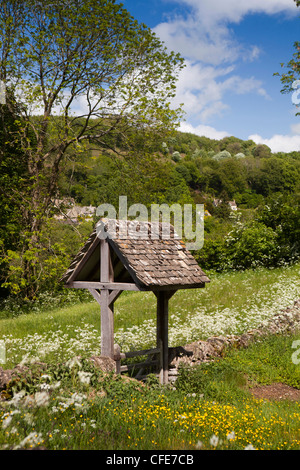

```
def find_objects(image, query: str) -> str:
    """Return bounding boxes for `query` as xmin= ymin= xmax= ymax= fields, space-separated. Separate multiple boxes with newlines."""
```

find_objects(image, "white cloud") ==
xmin=155 ymin=1 xmax=300 ymax=153
xmin=179 ymin=121 xmax=229 ymax=140
xmin=179 ymin=123 xmax=300 ymax=153
xmin=154 ymin=0 xmax=278 ymax=128
xmin=154 ymin=16 xmax=242 ymax=65
xmin=155 ymin=0 xmax=297 ymax=65
xmin=172 ymin=60 xmax=269 ymax=122
xmin=172 ymin=0 xmax=297 ymax=26
xmin=249 ymin=133 xmax=300 ymax=153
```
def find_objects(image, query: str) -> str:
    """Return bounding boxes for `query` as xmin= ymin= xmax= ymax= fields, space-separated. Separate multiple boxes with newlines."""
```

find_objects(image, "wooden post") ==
xmin=156 ymin=291 xmax=169 ymax=385
xmin=100 ymin=239 xmax=114 ymax=358
xmin=114 ymin=344 xmax=121 ymax=374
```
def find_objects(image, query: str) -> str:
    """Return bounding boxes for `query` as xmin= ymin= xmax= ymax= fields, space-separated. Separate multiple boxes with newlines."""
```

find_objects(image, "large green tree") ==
xmin=0 ymin=0 xmax=184 ymax=299
xmin=276 ymin=0 xmax=300 ymax=113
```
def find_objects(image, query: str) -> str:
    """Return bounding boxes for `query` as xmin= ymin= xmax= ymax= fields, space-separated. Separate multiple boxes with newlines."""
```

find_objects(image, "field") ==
xmin=0 ymin=262 xmax=300 ymax=451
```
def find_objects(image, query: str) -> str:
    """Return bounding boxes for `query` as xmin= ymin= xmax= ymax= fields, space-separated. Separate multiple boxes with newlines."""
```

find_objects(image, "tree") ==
xmin=0 ymin=99 xmax=30 ymax=298
xmin=276 ymin=0 xmax=300 ymax=114
xmin=258 ymin=194 xmax=300 ymax=261
xmin=0 ymin=0 xmax=184 ymax=299
xmin=225 ymin=221 xmax=279 ymax=270
xmin=252 ymin=157 xmax=299 ymax=197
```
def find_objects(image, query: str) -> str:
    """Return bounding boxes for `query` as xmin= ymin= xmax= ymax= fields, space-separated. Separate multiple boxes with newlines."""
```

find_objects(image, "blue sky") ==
xmin=122 ymin=0 xmax=300 ymax=152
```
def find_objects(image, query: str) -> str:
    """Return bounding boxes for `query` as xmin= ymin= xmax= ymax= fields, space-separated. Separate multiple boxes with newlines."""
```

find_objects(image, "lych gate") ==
xmin=61 ymin=219 xmax=210 ymax=384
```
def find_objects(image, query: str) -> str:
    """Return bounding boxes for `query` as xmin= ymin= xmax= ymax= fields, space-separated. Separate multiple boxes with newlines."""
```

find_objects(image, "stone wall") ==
xmin=170 ymin=299 xmax=300 ymax=370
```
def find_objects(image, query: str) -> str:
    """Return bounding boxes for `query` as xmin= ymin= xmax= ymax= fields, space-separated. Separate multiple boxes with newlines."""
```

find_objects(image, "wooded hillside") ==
xmin=1 ymin=122 xmax=299 ymax=307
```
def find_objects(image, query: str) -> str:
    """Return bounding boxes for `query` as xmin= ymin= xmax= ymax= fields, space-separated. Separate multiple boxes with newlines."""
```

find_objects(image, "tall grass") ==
xmin=1 ymin=262 xmax=299 ymax=368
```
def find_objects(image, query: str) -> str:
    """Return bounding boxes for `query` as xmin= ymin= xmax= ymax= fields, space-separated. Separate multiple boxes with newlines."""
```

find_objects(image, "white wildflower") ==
xmin=66 ymin=356 xmax=82 ymax=369
xmin=23 ymin=413 xmax=35 ymax=425
xmin=41 ymin=374 xmax=51 ymax=381
xmin=19 ymin=354 xmax=30 ymax=367
xmin=244 ymin=444 xmax=256 ymax=450
xmin=23 ymin=395 xmax=35 ymax=408
xmin=210 ymin=434 xmax=219 ymax=447
xmin=78 ymin=370 xmax=92 ymax=384
xmin=14 ymin=432 xmax=43 ymax=449
xmin=227 ymin=431 xmax=236 ymax=440
xmin=2 ymin=415 xmax=13 ymax=429
xmin=9 ymin=426 xmax=18 ymax=434
xmin=34 ymin=391 xmax=50 ymax=407
xmin=8 ymin=390 xmax=26 ymax=406
xmin=40 ymin=383 xmax=51 ymax=391
xmin=57 ymin=392 xmax=86 ymax=411
xmin=195 ymin=440 xmax=203 ymax=450
xmin=51 ymin=381 xmax=61 ymax=389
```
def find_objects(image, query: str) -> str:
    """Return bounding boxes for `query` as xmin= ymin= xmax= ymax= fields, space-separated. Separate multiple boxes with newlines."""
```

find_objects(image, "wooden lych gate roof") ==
xmin=61 ymin=218 xmax=210 ymax=290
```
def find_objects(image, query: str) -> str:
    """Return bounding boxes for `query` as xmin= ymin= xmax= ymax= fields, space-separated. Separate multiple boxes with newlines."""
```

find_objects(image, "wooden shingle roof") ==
xmin=61 ymin=219 xmax=210 ymax=290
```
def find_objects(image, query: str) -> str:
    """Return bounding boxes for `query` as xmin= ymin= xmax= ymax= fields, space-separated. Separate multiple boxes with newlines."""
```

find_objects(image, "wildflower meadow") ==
xmin=0 ymin=263 xmax=300 ymax=451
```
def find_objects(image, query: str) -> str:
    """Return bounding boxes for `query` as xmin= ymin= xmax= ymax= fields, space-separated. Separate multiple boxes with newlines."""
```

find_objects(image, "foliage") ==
xmin=224 ymin=221 xmax=280 ymax=270
xmin=275 ymin=0 xmax=300 ymax=114
xmin=257 ymin=194 xmax=300 ymax=261
xmin=0 ymin=0 xmax=184 ymax=299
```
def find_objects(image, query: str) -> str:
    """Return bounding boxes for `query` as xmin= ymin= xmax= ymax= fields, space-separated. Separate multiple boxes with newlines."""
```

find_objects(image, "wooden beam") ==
xmin=120 ymin=347 xmax=160 ymax=359
xmin=108 ymin=289 xmax=122 ymax=306
xmin=107 ymin=238 xmax=147 ymax=288
xmin=152 ymin=283 xmax=205 ymax=292
xmin=156 ymin=291 xmax=169 ymax=385
xmin=88 ymin=288 xmax=102 ymax=305
xmin=66 ymin=281 xmax=143 ymax=291
xmin=88 ymin=288 xmax=121 ymax=308
xmin=154 ymin=290 xmax=177 ymax=301
xmin=100 ymin=240 xmax=114 ymax=358
xmin=100 ymin=239 xmax=110 ymax=282
xmin=67 ymin=235 xmax=100 ymax=283
xmin=100 ymin=289 xmax=114 ymax=358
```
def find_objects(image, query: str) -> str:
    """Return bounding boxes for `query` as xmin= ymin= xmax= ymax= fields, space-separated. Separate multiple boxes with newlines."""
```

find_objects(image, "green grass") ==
xmin=0 ymin=263 xmax=300 ymax=450
xmin=1 ymin=261 xmax=299 ymax=350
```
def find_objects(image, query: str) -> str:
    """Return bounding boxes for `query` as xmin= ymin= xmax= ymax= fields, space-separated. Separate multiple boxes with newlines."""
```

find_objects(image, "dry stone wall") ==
xmin=170 ymin=299 xmax=300 ymax=370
